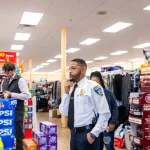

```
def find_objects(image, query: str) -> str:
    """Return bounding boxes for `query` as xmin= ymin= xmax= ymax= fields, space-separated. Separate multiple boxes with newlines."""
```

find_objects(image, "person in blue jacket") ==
xmin=90 ymin=71 xmax=118 ymax=150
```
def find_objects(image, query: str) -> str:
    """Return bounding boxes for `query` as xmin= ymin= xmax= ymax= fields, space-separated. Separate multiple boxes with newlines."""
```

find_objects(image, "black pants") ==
xmin=15 ymin=110 xmax=24 ymax=150
xmin=70 ymin=130 xmax=100 ymax=150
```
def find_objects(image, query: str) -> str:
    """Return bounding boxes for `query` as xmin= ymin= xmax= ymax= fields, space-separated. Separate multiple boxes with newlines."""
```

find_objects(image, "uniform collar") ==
xmin=77 ymin=77 xmax=87 ymax=87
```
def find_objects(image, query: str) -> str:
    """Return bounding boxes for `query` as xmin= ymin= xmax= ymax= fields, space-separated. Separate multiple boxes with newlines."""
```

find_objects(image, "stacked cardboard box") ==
xmin=33 ymin=121 xmax=57 ymax=150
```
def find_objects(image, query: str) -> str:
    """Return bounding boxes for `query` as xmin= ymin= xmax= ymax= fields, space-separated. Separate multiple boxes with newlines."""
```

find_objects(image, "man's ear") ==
xmin=82 ymin=67 xmax=87 ymax=74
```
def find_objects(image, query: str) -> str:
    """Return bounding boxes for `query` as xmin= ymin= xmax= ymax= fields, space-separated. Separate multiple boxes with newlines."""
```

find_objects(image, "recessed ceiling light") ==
xmin=94 ymin=56 xmax=108 ymax=60
xmin=11 ymin=45 xmax=24 ymax=50
xmin=80 ymin=38 xmax=100 ymax=45
xmin=41 ymin=63 xmax=49 ymax=66
xmin=36 ymin=65 xmax=44 ymax=68
xmin=14 ymin=33 xmax=31 ymax=41
xmin=114 ymin=62 xmax=126 ymax=65
xmin=144 ymin=5 xmax=150 ymax=10
xmin=20 ymin=12 xmax=44 ymax=25
xmin=47 ymin=59 xmax=57 ymax=63
xmin=110 ymin=51 xmax=128 ymax=55
xmin=133 ymin=43 xmax=150 ymax=48
xmin=103 ymin=22 xmax=132 ymax=33
xmin=54 ymin=55 xmax=62 ymax=59
xmin=17 ymin=53 xmax=19 ymax=56
xmin=97 ymin=11 xmax=107 ymax=15
xmin=129 ymin=58 xmax=144 ymax=62
xmin=86 ymin=61 xmax=94 ymax=64
xmin=66 ymin=48 xmax=80 ymax=53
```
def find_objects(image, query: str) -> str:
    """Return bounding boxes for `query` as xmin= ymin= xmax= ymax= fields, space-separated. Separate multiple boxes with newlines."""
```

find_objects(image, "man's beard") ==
xmin=70 ymin=71 xmax=82 ymax=82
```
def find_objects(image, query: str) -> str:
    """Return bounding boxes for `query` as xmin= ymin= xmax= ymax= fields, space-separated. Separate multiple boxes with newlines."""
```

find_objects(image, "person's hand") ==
xmin=3 ymin=91 xmax=11 ymax=98
xmin=87 ymin=133 xmax=95 ymax=144
xmin=64 ymin=79 xmax=74 ymax=94
xmin=105 ymin=123 xmax=115 ymax=132
xmin=109 ymin=123 xmax=115 ymax=131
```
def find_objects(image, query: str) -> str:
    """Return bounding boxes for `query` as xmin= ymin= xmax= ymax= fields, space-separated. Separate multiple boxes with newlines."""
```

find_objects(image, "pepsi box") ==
xmin=47 ymin=134 xmax=57 ymax=145
xmin=33 ymin=131 xmax=47 ymax=146
xmin=0 ymin=127 xmax=14 ymax=136
xmin=0 ymin=98 xmax=17 ymax=110
xmin=40 ymin=122 xmax=57 ymax=136
xmin=0 ymin=118 xmax=14 ymax=128
xmin=0 ymin=109 xmax=15 ymax=118
xmin=38 ymin=144 xmax=47 ymax=150
xmin=1 ymin=135 xmax=14 ymax=149
xmin=47 ymin=144 xmax=57 ymax=150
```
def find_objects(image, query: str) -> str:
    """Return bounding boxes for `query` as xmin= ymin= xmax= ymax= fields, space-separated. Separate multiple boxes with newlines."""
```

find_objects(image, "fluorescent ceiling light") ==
xmin=54 ymin=55 xmax=62 ymax=59
xmin=114 ymin=62 xmax=126 ymax=65
xmin=92 ymin=67 xmax=100 ymax=70
xmin=17 ymin=53 xmax=19 ymax=56
xmin=14 ymin=33 xmax=31 ymax=41
xmin=11 ymin=45 xmax=24 ymax=50
xmin=94 ymin=56 xmax=108 ymax=60
xmin=86 ymin=61 xmax=94 ymax=64
xmin=101 ymin=65 xmax=111 ymax=67
xmin=47 ymin=59 xmax=57 ymax=63
xmin=32 ymin=68 xmax=39 ymax=72
xmin=110 ymin=51 xmax=128 ymax=55
xmin=80 ymin=38 xmax=100 ymax=45
xmin=20 ymin=12 xmax=44 ymax=25
xmin=41 ymin=63 xmax=49 ymax=66
xmin=36 ymin=65 xmax=44 ymax=68
xmin=66 ymin=48 xmax=80 ymax=53
xmin=144 ymin=5 xmax=150 ymax=10
xmin=103 ymin=22 xmax=132 ymax=33
xmin=133 ymin=43 xmax=150 ymax=48
xmin=129 ymin=58 xmax=144 ymax=62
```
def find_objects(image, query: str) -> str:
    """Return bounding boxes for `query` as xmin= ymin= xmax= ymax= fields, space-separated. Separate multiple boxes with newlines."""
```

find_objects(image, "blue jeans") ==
xmin=99 ymin=131 xmax=115 ymax=150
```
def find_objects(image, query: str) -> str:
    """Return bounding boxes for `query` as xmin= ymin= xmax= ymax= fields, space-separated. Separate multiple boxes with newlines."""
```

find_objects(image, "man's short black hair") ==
xmin=71 ymin=58 xmax=87 ymax=68
xmin=90 ymin=71 xmax=105 ymax=88
xmin=2 ymin=62 xmax=15 ymax=72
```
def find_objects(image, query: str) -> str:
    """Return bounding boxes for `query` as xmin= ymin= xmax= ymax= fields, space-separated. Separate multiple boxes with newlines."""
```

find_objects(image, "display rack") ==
xmin=128 ymin=64 xmax=150 ymax=150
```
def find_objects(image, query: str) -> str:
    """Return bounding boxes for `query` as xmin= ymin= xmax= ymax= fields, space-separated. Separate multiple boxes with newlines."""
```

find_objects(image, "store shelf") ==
xmin=134 ymin=136 xmax=142 ymax=145
xmin=129 ymin=116 xmax=142 ymax=125
xmin=129 ymin=97 xmax=141 ymax=105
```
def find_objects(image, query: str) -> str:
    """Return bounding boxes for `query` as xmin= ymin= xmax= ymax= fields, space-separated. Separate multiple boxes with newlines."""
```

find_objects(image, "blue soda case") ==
xmin=0 ymin=98 xmax=17 ymax=110
xmin=0 ymin=118 xmax=14 ymax=128
xmin=0 ymin=109 xmax=15 ymax=118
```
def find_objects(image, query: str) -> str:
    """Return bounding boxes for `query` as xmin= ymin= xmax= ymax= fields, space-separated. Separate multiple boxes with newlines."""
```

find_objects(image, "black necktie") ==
xmin=68 ymin=84 xmax=78 ymax=129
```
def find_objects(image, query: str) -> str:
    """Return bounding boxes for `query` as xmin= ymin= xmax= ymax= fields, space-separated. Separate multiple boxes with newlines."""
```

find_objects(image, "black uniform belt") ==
xmin=72 ymin=124 xmax=93 ymax=133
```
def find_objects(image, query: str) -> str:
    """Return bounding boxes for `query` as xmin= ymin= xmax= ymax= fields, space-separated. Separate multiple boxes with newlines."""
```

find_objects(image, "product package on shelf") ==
xmin=24 ymin=99 xmax=33 ymax=139
xmin=114 ymin=124 xmax=125 ymax=149
xmin=0 ymin=98 xmax=17 ymax=149
xmin=129 ymin=92 xmax=150 ymax=150
xmin=31 ymin=121 xmax=57 ymax=150
xmin=23 ymin=139 xmax=37 ymax=150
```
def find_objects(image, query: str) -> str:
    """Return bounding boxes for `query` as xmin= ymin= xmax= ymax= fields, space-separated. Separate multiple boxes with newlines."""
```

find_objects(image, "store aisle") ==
xmin=36 ymin=112 xmax=126 ymax=150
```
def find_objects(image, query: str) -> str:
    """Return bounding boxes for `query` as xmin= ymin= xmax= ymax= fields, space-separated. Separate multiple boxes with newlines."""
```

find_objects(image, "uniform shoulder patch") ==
xmin=93 ymin=85 xmax=103 ymax=96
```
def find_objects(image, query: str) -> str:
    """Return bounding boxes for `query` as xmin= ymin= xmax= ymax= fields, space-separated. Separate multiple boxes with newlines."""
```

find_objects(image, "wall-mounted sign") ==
xmin=0 ymin=52 xmax=16 ymax=65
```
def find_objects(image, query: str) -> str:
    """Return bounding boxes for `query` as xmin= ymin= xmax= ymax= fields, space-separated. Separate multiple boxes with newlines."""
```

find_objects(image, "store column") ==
xmin=61 ymin=27 xmax=67 ymax=127
xmin=29 ymin=57 xmax=32 ymax=90
xmin=130 ymin=61 xmax=134 ymax=70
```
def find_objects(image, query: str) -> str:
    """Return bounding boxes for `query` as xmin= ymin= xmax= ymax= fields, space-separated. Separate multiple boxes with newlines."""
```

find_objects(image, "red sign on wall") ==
xmin=0 ymin=52 xmax=16 ymax=65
